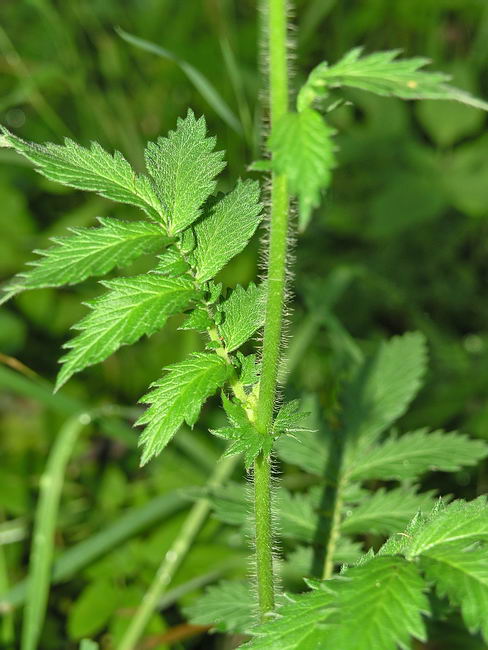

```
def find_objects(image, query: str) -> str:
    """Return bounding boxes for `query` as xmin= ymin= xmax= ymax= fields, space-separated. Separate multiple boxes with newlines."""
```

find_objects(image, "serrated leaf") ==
xmin=344 ymin=332 xmax=427 ymax=446
xmin=407 ymin=497 xmax=488 ymax=558
xmin=300 ymin=48 xmax=488 ymax=110
xmin=279 ymin=489 xmax=321 ymax=543
xmin=144 ymin=110 xmax=225 ymax=234
xmin=237 ymin=352 xmax=259 ymax=386
xmin=325 ymin=556 xmax=428 ymax=650
xmin=1 ymin=218 xmax=170 ymax=305
xmin=420 ymin=541 xmax=488 ymax=641
xmin=273 ymin=400 xmax=310 ymax=435
xmin=348 ymin=428 xmax=488 ymax=481
xmin=137 ymin=353 xmax=231 ymax=464
xmin=244 ymin=589 xmax=335 ymax=649
xmin=209 ymin=482 xmax=248 ymax=526
xmin=0 ymin=128 xmax=163 ymax=220
xmin=219 ymin=283 xmax=265 ymax=352
xmin=269 ymin=109 xmax=335 ymax=231
xmin=56 ymin=275 xmax=196 ymax=390
xmin=193 ymin=179 xmax=262 ymax=282
xmin=153 ymin=248 xmax=190 ymax=277
xmin=179 ymin=306 xmax=213 ymax=332
xmin=184 ymin=580 xmax=255 ymax=633
xmin=341 ymin=488 xmax=436 ymax=536
xmin=275 ymin=424 xmax=331 ymax=476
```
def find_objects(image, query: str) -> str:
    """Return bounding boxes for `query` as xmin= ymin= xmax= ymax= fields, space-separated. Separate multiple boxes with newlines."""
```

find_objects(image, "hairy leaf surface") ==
xmin=193 ymin=179 xmax=262 ymax=282
xmin=137 ymin=353 xmax=231 ymax=464
xmin=269 ymin=109 xmax=335 ymax=231
xmin=407 ymin=497 xmax=488 ymax=558
xmin=0 ymin=128 xmax=162 ymax=220
xmin=56 ymin=275 xmax=196 ymax=390
xmin=421 ymin=541 xmax=488 ymax=641
xmin=1 ymin=218 xmax=170 ymax=305
xmin=219 ymin=282 xmax=265 ymax=352
xmin=144 ymin=110 xmax=225 ymax=233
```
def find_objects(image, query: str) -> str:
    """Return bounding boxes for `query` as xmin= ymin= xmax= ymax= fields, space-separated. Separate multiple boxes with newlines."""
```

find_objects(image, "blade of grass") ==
xmin=1 ymin=492 xmax=187 ymax=610
xmin=116 ymin=27 xmax=243 ymax=135
xmin=0 ymin=542 xmax=14 ymax=644
xmin=20 ymin=413 xmax=91 ymax=650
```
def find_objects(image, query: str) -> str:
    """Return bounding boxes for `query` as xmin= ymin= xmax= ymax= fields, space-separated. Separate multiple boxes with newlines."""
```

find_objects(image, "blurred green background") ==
xmin=1 ymin=0 xmax=488 ymax=648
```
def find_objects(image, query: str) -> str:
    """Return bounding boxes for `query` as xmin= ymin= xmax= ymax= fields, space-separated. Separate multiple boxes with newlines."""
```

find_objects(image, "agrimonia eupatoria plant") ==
xmin=2 ymin=0 xmax=488 ymax=646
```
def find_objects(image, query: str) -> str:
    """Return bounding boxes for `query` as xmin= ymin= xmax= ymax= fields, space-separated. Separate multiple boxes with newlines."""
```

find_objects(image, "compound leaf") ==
xmin=137 ymin=353 xmax=231 ymax=464
xmin=421 ymin=541 xmax=488 ymax=641
xmin=269 ymin=108 xmax=335 ymax=231
xmin=184 ymin=580 xmax=255 ymax=634
xmin=301 ymin=48 xmax=488 ymax=110
xmin=193 ymin=179 xmax=262 ymax=282
xmin=219 ymin=283 xmax=265 ymax=352
xmin=144 ymin=110 xmax=225 ymax=234
xmin=56 ymin=275 xmax=196 ymax=390
xmin=326 ymin=555 xmax=428 ymax=650
xmin=341 ymin=488 xmax=436 ymax=536
xmin=348 ymin=429 xmax=488 ymax=481
xmin=0 ymin=128 xmax=162 ymax=221
xmin=0 ymin=218 xmax=170 ymax=305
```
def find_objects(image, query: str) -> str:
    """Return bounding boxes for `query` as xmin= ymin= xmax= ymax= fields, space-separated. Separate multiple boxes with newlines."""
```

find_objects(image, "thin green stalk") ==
xmin=21 ymin=413 xmax=90 ymax=650
xmin=323 ymin=473 xmax=346 ymax=579
xmin=117 ymin=455 xmax=237 ymax=650
xmin=253 ymin=0 xmax=290 ymax=618
xmin=0 ymin=539 xmax=14 ymax=645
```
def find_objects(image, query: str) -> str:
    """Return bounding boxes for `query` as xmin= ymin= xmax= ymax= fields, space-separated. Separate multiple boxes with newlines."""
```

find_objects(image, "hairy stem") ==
xmin=253 ymin=0 xmax=290 ymax=618
xmin=118 ymin=455 xmax=237 ymax=650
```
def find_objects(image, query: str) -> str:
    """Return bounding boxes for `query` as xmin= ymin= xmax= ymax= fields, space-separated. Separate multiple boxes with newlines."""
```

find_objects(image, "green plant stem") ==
xmin=0 ymin=539 xmax=14 ymax=644
xmin=323 ymin=473 xmax=346 ymax=579
xmin=117 ymin=455 xmax=237 ymax=650
xmin=21 ymin=413 xmax=90 ymax=650
xmin=252 ymin=0 xmax=290 ymax=619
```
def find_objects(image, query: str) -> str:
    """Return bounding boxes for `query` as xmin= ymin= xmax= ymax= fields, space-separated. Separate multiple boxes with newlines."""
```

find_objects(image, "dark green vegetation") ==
xmin=1 ymin=1 xmax=488 ymax=648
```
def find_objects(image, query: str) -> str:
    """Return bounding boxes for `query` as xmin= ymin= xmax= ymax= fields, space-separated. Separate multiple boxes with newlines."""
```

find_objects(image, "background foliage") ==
xmin=1 ymin=0 xmax=488 ymax=648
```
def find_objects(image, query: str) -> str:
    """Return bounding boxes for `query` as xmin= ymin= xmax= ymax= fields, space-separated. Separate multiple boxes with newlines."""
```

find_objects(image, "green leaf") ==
xmin=275 ymin=425 xmax=330 ymax=476
xmin=209 ymin=482 xmax=248 ymax=527
xmin=68 ymin=579 xmax=119 ymax=639
xmin=341 ymin=488 xmax=436 ymax=536
xmin=244 ymin=589 xmax=335 ymax=649
xmin=0 ymin=128 xmax=162 ymax=221
xmin=344 ymin=332 xmax=427 ymax=446
xmin=407 ymin=497 xmax=488 ymax=558
xmin=278 ymin=489 xmax=319 ymax=543
xmin=299 ymin=48 xmax=488 ymax=111
xmin=219 ymin=282 xmax=265 ymax=352
xmin=237 ymin=352 xmax=259 ymax=386
xmin=193 ymin=179 xmax=262 ymax=282
xmin=326 ymin=556 xmax=428 ymax=650
xmin=247 ymin=556 xmax=428 ymax=650
xmin=137 ymin=353 xmax=231 ymax=464
xmin=273 ymin=400 xmax=310 ymax=436
xmin=153 ymin=248 xmax=190 ymax=278
xmin=1 ymin=218 xmax=170 ymax=305
xmin=348 ymin=429 xmax=488 ymax=481
xmin=269 ymin=109 xmax=335 ymax=231
xmin=56 ymin=275 xmax=196 ymax=390
xmin=421 ymin=541 xmax=488 ymax=641
xmin=184 ymin=580 xmax=254 ymax=633
xmin=144 ymin=110 xmax=225 ymax=234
